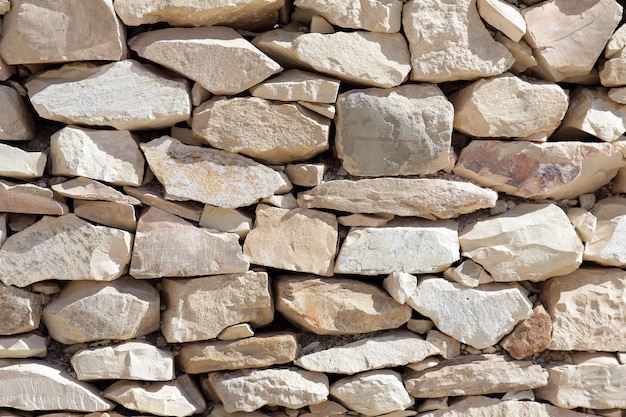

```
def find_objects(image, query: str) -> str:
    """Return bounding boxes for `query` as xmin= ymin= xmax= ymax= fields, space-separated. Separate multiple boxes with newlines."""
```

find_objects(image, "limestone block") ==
xmin=494 ymin=33 xmax=537 ymax=74
xmin=477 ymin=0 xmax=526 ymax=42
xmin=243 ymin=205 xmax=338 ymax=277
xmin=584 ymin=197 xmax=626 ymax=266
xmin=310 ymin=15 xmax=335 ymax=34
xmin=403 ymin=0 xmax=514 ymax=82
xmin=601 ymin=50 xmax=626 ymax=87
xmin=250 ymin=69 xmax=339 ymax=103
xmin=52 ymin=177 xmax=140 ymax=205
xmin=200 ymin=205 xmax=252 ymax=238
xmin=383 ymin=272 xmax=417 ymax=305
xmin=0 ymin=85 xmax=35 ymax=140
xmin=443 ymin=260 xmax=493 ymax=288
xmin=123 ymin=183 xmax=203 ymax=222
xmin=566 ymin=207 xmax=596 ymax=243
xmin=298 ymin=101 xmax=335 ymax=118
xmin=162 ymin=271 xmax=273 ymax=343
xmin=275 ymin=275 xmax=412 ymax=335
xmin=606 ymin=24 xmax=626 ymax=58
xmin=129 ymin=26 xmax=281 ymax=95
xmin=335 ymin=84 xmax=453 ymax=176
xmin=42 ymin=277 xmax=160 ymax=344
xmin=293 ymin=0 xmax=402 ymax=33
xmin=284 ymin=163 xmax=325 ymax=187
xmin=0 ymin=214 xmax=132 ymax=287
xmin=0 ymin=143 xmax=45 ymax=180
xmin=0 ymin=284 xmax=41 ymax=335
xmin=427 ymin=330 xmax=461 ymax=360
xmin=500 ymin=304 xmax=552 ymax=359
xmin=217 ymin=324 xmax=255 ymax=341
xmin=407 ymin=319 xmax=434 ymax=335
xmin=0 ymin=334 xmax=47 ymax=358
xmin=192 ymin=96 xmax=329 ymax=164
xmin=26 ymin=60 xmax=190 ymax=130
xmin=73 ymin=201 xmax=137 ymax=232
xmin=609 ymin=86 xmax=626 ymax=104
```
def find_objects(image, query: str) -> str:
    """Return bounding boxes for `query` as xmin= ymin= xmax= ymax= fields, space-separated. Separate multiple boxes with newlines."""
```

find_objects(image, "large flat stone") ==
xmin=294 ymin=0 xmax=402 ymax=32
xmin=0 ymin=334 xmax=47 ymax=359
xmin=73 ymin=201 xmax=138 ymax=232
xmin=0 ymin=143 xmax=45 ymax=180
xmin=0 ymin=85 xmax=35 ymax=140
xmin=0 ymin=284 xmax=41 ymax=335
xmin=0 ymin=180 xmax=69 ymax=215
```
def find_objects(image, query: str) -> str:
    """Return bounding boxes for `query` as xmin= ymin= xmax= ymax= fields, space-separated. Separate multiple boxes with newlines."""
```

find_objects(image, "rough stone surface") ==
xmin=583 ymin=197 xmax=626 ymax=266
xmin=427 ymin=329 xmax=461 ymax=360
xmin=123 ymin=183 xmax=203 ymax=222
xmin=500 ymin=304 xmax=552 ymax=360
xmin=250 ymin=69 xmax=339 ymax=103
xmin=284 ymin=163 xmax=325 ymax=187
xmin=495 ymin=33 xmax=538 ymax=74
xmin=217 ymin=324 xmax=255 ymax=341
xmin=199 ymin=206 xmax=252 ymax=238
xmin=0 ymin=85 xmax=35 ymax=140
xmin=0 ymin=284 xmax=41 ymax=335
xmin=0 ymin=334 xmax=47 ymax=359
xmin=293 ymin=0 xmax=402 ymax=33
xmin=0 ymin=180 xmax=69 ymax=215
xmin=73 ymin=200 xmax=137 ymax=232
xmin=0 ymin=143 xmax=45 ymax=180
xmin=600 ymin=50 xmax=626 ymax=87
xmin=51 ymin=177 xmax=140 ymax=206
xmin=443 ymin=260 xmax=493 ymax=288
xmin=567 ymin=207 xmax=596 ymax=243
xmin=477 ymin=0 xmax=526 ymax=42
xmin=383 ymin=272 xmax=417 ymax=305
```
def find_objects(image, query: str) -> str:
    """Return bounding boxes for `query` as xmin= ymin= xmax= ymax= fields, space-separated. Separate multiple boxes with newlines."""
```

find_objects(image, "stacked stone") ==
xmin=2 ymin=0 xmax=626 ymax=416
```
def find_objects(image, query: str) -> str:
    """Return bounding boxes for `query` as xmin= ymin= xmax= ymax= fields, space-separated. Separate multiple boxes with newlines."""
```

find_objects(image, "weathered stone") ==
xmin=71 ymin=341 xmax=174 ymax=381
xmin=200 ymin=205 xmax=252 ymax=238
xmin=477 ymin=0 xmax=525 ymax=42
xmin=443 ymin=260 xmax=493 ymax=288
xmin=0 ymin=55 xmax=14 ymax=81
xmin=162 ymin=271 xmax=273 ymax=343
xmin=0 ymin=85 xmax=35 ymax=140
xmin=567 ymin=207 xmax=596 ymax=242
xmin=408 ymin=277 xmax=532 ymax=349
xmin=192 ymin=97 xmax=329 ymax=164
xmin=26 ymin=60 xmax=190 ymax=130
xmin=454 ymin=140 xmax=626 ymax=199
xmin=0 ymin=143 xmax=45 ymax=180
xmin=427 ymin=330 xmax=461 ymax=360
xmin=460 ymin=203 xmax=583 ymax=282
xmin=403 ymin=0 xmax=514 ymax=82
xmin=178 ymin=333 xmax=297 ymax=374
xmin=294 ymin=330 xmax=439 ymax=374
xmin=52 ymin=177 xmax=140 ymax=205
xmin=335 ymin=220 xmax=459 ymax=275
xmin=250 ymin=69 xmax=339 ymax=103
xmin=0 ymin=180 xmax=68 ymax=215
xmin=298 ymin=101 xmax=335 ymax=118
xmin=606 ymin=24 xmax=626 ymax=58
xmin=261 ymin=193 xmax=299 ymax=209
xmin=335 ymin=84 xmax=453 ymax=176
xmin=0 ymin=334 xmax=47 ymax=358
xmin=309 ymin=15 xmax=335 ymax=34
xmin=383 ymin=272 xmax=417 ymax=305
xmin=608 ymin=86 xmax=626 ymax=104
xmin=206 ymin=367 xmax=329 ymax=413
xmin=123 ymin=183 xmax=203 ymax=222
xmin=407 ymin=319 xmax=434 ymax=335
xmin=404 ymin=354 xmax=548 ymax=398
xmin=494 ymin=33 xmax=538 ymax=74
xmin=298 ymin=178 xmax=498 ymax=219
xmin=0 ymin=214 xmax=132 ymax=287
xmin=284 ymin=163 xmax=325 ymax=187
xmin=0 ymin=284 xmax=41 ymax=335
xmin=0 ymin=3 xmax=8 ymax=14
xmin=243 ymin=205 xmax=337 ymax=277
xmin=217 ymin=324 xmax=255 ymax=341
xmin=583 ymin=198 xmax=626 ymax=266
xmin=42 ymin=277 xmax=160 ymax=344
xmin=103 ymin=374 xmax=206 ymax=417
xmin=275 ymin=275 xmax=412 ymax=335
xmin=337 ymin=213 xmax=393 ymax=227
xmin=500 ymin=304 xmax=552 ymax=360
xmin=451 ymin=72 xmax=568 ymax=141
xmin=129 ymin=26 xmax=281 ymax=95
xmin=141 ymin=136 xmax=290 ymax=208
xmin=253 ymin=29 xmax=410 ymax=88
xmin=73 ymin=201 xmax=137 ymax=232
xmin=601 ymin=50 xmax=626 ymax=87
xmin=293 ymin=0 xmax=402 ymax=33
xmin=309 ymin=401 xmax=348 ymax=416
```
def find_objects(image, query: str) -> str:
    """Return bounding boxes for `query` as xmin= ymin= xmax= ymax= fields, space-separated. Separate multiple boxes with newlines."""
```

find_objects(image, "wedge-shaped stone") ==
xmin=130 ymin=207 xmax=248 ymax=279
xmin=129 ymin=26 xmax=281 ymax=95
xmin=383 ymin=272 xmax=417 ymax=304
xmin=0 ymin=334 xmax=47 ymax=359
xmin=284 ymin=163 xmax=325 ymax=187
xmin=253 ymin=30 xmax=410 ymax=88
xmin=275 ymin=275 xmax=412 ymax=335
xmin=298 ymin=178 xmax=497 ymax=219
xmin=454 ymin=141 xmax=626 ymax=199
xmin=192 ymin=97 xmax=329 ymax=164
xmin=335 ymin=84 xmax=453 ymax=176
xmin=52 ymin=177 xmax=140 ymax=205
xmin=71 ymin=341 xmax=174 ymax=381
xmin=295 ymin=330 xmax=439 ymax=375
xmin=0 ymin=85 xmax=35 ymax=140
xmin=178 ymin=333 xmax=297 ymax=374
xmin=0 ymin=180 xmax=68 ymax=215
xmin=206 ymin=367 xmax=329 ymax=413
xmin=0 ymin=284 xmax=41 ymax=335
xmin=523 ymin=0 xmax=622 ymax=82
xmin=124 ymin=183 xmax=203 ymax=222
xmin=0 ymin=214 xmax=132 ymax=287
xmin=495 ymin=33 xmax=538 ymax=74
xmin=294 ymin=0 xmax=401 ymax=32
xmin=403 ymin=0 xmax=514 ymax=82
xmin=141 ymin=136 xmax=289 ymax=208
xmin=104 ymin=374 xmax=206 ymax=417
xmin=42 ymin=277 xmax=160 ymax=344
xmin=335 ymin=220 xmax=459 ymax=275
xmin=500 ymin=304 xmax=552 ymax=359
xmin=460 ymin=203 xmax=583 ymax=282
xmin=0 ymin=143 xmax=45 ymax=179
xmin=162 ymin=271 xmax=273 ymax=343
xmin=451 ymin=72 xmax=568 ymax=141
xmin=443 ymin=259 xmax=493 ymax=288
xmin=243 ymin=205 xmax=337 ymax=277
xmin=74 ymin=201 xmax=137 ymax=232
xmin=584 ymin=198 xmax=626 ymax=266
xmin=26 ymin=60 xmax=190 ymax=130
xmin=477 ymin=0 xmax=526 ymax=42
xmin=404 ymin=354 xmax=547 ymax=398
xmin=408 ymin=277 xmax=532 ymax=349
xmin=250 ymin=69 xmax=339 ymax=103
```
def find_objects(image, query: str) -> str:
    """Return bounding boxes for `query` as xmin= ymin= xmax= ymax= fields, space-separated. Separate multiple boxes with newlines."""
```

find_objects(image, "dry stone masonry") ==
xmin=5 ymin=0 xmax=626 ymax=416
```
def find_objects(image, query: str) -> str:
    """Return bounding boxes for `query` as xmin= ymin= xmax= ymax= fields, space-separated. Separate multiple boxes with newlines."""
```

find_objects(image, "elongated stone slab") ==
xmin=74 ymin=200 xmax=137 ymax=232
xmin=250 ymin=69 xmax=340 ymax=103
xmin=0 ymin=334 xmax=47 ymax=359
xmin=52 ymin=177 xmax=140 ymax=205
xmin=124 ymin=183 xmax=203 ymax=222
xmin=294 ymin=0 xmax=402 ymax=33
xmin=0 ymin=284 xmax=42 ymax=335
xmin=0 ymin=84 xmax=35 ymax=140
xmin=0 ymin=180 xmax=68 ymax=215
xmin=0 ymin=143 xmax=46 ymax=180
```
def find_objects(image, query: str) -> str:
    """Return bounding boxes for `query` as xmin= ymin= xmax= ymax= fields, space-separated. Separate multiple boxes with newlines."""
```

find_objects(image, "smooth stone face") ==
xmin=567 ymin=207 xmax=596 ymax=242
xmin=129 ymin=26 xmax=281 ymax=95
xmin=284 ymin=163 xmax=325 ymax=187
xmin=477 ymin=0 xmax=526 ymax=42
xmin=249 ymin=69 xmax=339 ymax=103
xmin=460 ymin=203 xmax=583 ymax=282
xmin=123 ymin=183 xmax=203 ymax=222
xmin=0 ymin=85 xmax=35 ymax=140
xmin=52 ymin=177 xmax=140 ymax=205
xmin=192 ymin=96 xmax=330 ymax=164
xmin=408 ymin=277 xmax=533 ymax=349
xmin=0 ymin=214 xmax=132 ymax=288
xmin=335 ymin=84 xmax=453 ymax=176
xmin=427 ymin=329 xmax=461 ymax=360
xmin=199 ymin=205 xmax=252 ymax=238
xmin=26 ymin=60 xmax=190 ymax=130
xmin=584 ymin=197 xmax=626 ymax=266
xmin=275 ymin=275 xmax=412 ymax=335
xmin=500 ymin=304 xmax=552 ymax=359
xmin=403 ymin=0 xmax=514 ymax=82
xmin=443 ymin=259 xmax=493 ymax=288
xmin=0 ymin=284 xmax=42 ymax=335
xmin=73 ymin=201 xmax=137 ymax=232
xmin=0 ymin=143 xmax=45 ymax=180
xmin=161 ymin=272 xmax=273 ymax=343
xmin=42 ymin=277 xmax=160 ymax=344
xmin=293 ymin=0 xmax=402 ymax=32
xmin=495 ymin=32 xmax=538 ymax=74
xmin=383 ymin=272 xmax=418 ymax=305
xmin=217 ymin=324 xmax=255 ymax=341
xmin=600 ymin=50 xmax=626 ymax=87
xmin=0 ymin=180 xmax=69 ymax=215
xmin=0 ymin=334 xmax=47 ymax=359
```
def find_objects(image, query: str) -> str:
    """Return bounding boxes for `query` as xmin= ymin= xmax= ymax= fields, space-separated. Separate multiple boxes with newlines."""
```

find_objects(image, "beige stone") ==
xmin=162 ymin=271 xmax=273 ymax=343
xmin=383 ymin=272 xmax=417 ymax=305
xmin=73 ymin=201 xmax=137 ymax=232
xmin=123 ymin=183 xmax=203 ymax=222
xmin=217 ymin=324 xmax=255 ymax=341
xmin=250 ymin=69 xmax=339 ymax=103
xmin=129 ymin=26 xmax=281 ymax=95
xmin=0 ymin=213 xmax=5 ymax=247
xmin=26 ymin=60 xmax=190 ymax=130
xmin=192 ymin=96 xmax=329 ymax=164
xmin=407 ymin=319 xmax=434 ymax=335
xmin=293 ymin=0 xmax=401 ymax=33
xmin=200 ymin=205 xmax=252 ymax=238
xmin=584 ymin=198 xmax=626 ymax=266
xmin=284 ymin=163 xmax=325 ymax=187
xmin=0 ymin=180 xmax=68 ymax=215
xmin=243 ymin=205 xmax=337 ymax=277
xmin=500 ymin=304 xmax=552 ymax=360
xmin=477 ymin=0 xmax=525 ymax=42
xmin=309 ymin=401 xmax=348 ymax=416
xmin=0 ymin=284 xmax=41 ymax=335
xmin=601 ymin=50 xmax=626 ymax=87
xmin=337 ymin=213 xmax=393 ymax=227
xmin=606 ymin=24 xmax=626 ymax=58
xmin=0 ymin=2 xmax=8 ymax=15
xmin=298 ymin=101 xmax=335 ymax=118
xmin=0 ymin=85 xmax=35 ymax=140
xmin=141 ymin=136 xmax=290 ymax=208
xmin=426 ymin=330 xmax=461 ymax=360
xmin=443 ymin=260 xmax=493 ymax=288
xmin=309 ymin=15 xmax=335 ymax=34
xmin=42 ymin=277 xmax=160 ymax=345
xmin=0 ymin=56 xmax=14 ymax=81
xmin=494 ymin=33 xmax=537 ymax=74
xmin=170 ymin=126 xmax=204 ymax=146
xmin=52 ymin=177 xmax=140 ymax=205
xmin=608 ymin=86 xmax=626 ymax=104
xmin=0 ymin=143 xmax=45 ymax=179
xmin=567 ymin=207 xmax=596 ymax=242
xmin=261 ymin=193 xmax=299 ymax=209
xmin=275 ymin=275 xmax=412 ymax=335
xmin=0 ymin=334 xmax=47 ymax=359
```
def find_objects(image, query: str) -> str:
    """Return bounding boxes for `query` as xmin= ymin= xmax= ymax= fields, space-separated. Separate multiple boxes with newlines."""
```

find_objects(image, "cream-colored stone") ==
xmin=73 ymin=201 xmax=137 ymax=232
xmin=52 ymin=177 xmax=140 ymax=205
xmin=0 ymin=180 xmax=69 ymax=215
xmin=0 ymin=334 xmax=47 ymax=358
xmin=284 ymin=163 xmax=325 ymax=187
xmin=293 ymin=0 xmax=401 ymax=33
xmin=443 ymin=260 xmax=493 ymax=288
xmin=0 ymin=284 xmax=41 ymax=335
xmin=170 ymin=126 xmax=204 ymax=146
xmin=200 ymin=205 xmax=252 ymax=238
xmin=608 ymin=86 xmax=626 ymax=104
xmin=583 ymin=198 xmax=626 ymax=265
xmin=0 ymin=56 xmax=14 ymax=81
xmin=407 ymin=319 xmax=434 ymax=335
xmin=337 ymin=214 xmax=393 ymax=227
xmin=0 ymin=143 xmax=45 ymax=180
xmin=477 ymin=0 xmax=525 ymax=42
xmin=298 ymin=101 xmax=335 ymax=118
xmin=217 ymin=324 xmax=254 ymax=341
xmin=129 ymin=26 xmax=281 ymax=95
xmin=26 ymin=60 xmax=190 ymax=130
xmin=208 ymin=404 xmax=272 ymax=417
xmin=309 ymin=401 xmax=348 ymax=416
xmin=606 ymin=24 xmax=626 ymax=58
xmin=260 ymin=193 xmax=299 ymax=209
xmin=383 ymin=272 xmax=417 ymax=305
xmin=0 ymin=85 xmax=34 ymax=140
xmin=250 ymin=69 xmax=339 ymax=103
xmin=123 ymin=183 xmax=203 ymax=222
xmin=500 ymin=304 xmax=552 ymax=360
xmin=494 ymin=33 xmax=537 ymax=74
xmin=426 ymin=330 xmax=461 ymax=360
xmin=567 ymin=207 xmax=596 ymax=242
xmin=190 ymin=83 xmax=211 ymax=107
xmin=601 ymin=50 xmax=626 ymax=87
xmin=310 ymin=15 xmax=334 ymax=34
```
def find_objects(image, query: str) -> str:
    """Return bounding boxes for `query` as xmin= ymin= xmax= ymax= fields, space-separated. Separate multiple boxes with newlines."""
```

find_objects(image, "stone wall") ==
xmin=2 ymin=0 xmax=626 ymax=416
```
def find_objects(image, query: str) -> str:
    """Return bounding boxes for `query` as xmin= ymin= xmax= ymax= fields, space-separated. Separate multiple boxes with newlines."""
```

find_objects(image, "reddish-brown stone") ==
xmin=500 ymin=304 xmax=552 ymax=360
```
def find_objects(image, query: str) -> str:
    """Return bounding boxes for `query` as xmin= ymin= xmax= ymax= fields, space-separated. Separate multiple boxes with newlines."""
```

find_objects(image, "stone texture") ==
xmin=141 ymin=136 xmax=290 ymax=208
xmin=250 ymin=69 xmax=339 ymax=103
xmin=52 ymin=177 xmax=140 ymax=205
xmin=567 ymin=207 xmax=596 ymax=242
xmin=275 ymin=275 xmax=412 ymax=335
xmin=200 ymin=205 xmax=252 ymax=238
xmin=408 ymin=277 xmax=533 ymax=349
xmin=124 ymin=183 xmax=203 ymax=222
xmin=42 ymin=277 xmax=160 ymax=344
xmin=217 ymin=324 xmax=255 ymax=341
xmin=383 ymin=272 xmax=417 ymax=305
xmin=243 ymin=205 xmax=337 ymax=277
xmin=26 ymin=60 xmax=190 ymax=130
xmin=601 ymin=50 xmax=626 ymax=87
xmin=0 ymin=143 xmax=46 ymax=180
xmin=73 ymin=201 xmax=137 ymax=232
xmin=192 ymin=97 xmax=330 ymax=164
xmin=477 ymin=0 xmax=525 ymax=42
xmin=298 ymin=101 xmax=335 ymax=118
xmin=403 ymin=0 xmax=514 ymax=82
xmin=129 ymin=26 xmax=281 ymax=95
xmin=0 ymin=284 xmax=42 ymax=335
xmin=606 ymin=24 xmax=626 ymax=58
xmin=293 ymin=0 xmax=402 ymax=33
xmin=427 ymin=330 xmax=461 ymax=360
xmin=297 ymin=178 xmax=497 ymax=219
xmin=338 ymin=213 xmax=393 ymax=228
xmin=0 ymin=84 xmax=35 ymax=140
xmin=454 ymin=140 xmax=626 ymax=200
xmin=162 ymin=271 xmax=273 ymax=343
xmin=583 ymin=197 xmax=626 ymax=266
xmin=500 ymin=304 xmax=552 ymax=359
xmin=0 ymin=181 xmax=69 ymax=215
xmin=494 ymin=33 xmax=538 ymax=74
xmin=0 ymin=214 xmax=132 ymax=287
xmin=443 ymin=260 xmax=493 ymax=288
xmin=459 ymin=203 xmax=583 ymax=282
xmin=0 ymin=334 xmax=47 ymax=359
xmin=71 ymin=341 xmax=174 ymax=381
xmin=335 ymin=84 xmax=453 ymax=176
xmin=284 ymin=163 xmax=325 ymax=187
xmin=609 ymin=86 xmax=626 ymax=104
